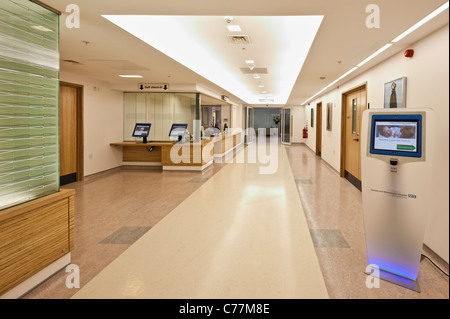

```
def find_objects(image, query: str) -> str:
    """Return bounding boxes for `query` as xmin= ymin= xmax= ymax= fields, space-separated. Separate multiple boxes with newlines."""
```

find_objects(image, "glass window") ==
xmin=352 ymin=98 xmax=357 ymax=134
xmin=123 ymin=93 xmax=197 ymax=141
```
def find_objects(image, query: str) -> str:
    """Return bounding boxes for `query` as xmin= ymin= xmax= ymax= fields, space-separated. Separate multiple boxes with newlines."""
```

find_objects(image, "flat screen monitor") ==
xmin=169 ymin=123 xmax=188 ymax=141
xmin=132 ymin=123 xmax=151 ymax=143
xmin=369 ymin=114 xmax=422 ymax=158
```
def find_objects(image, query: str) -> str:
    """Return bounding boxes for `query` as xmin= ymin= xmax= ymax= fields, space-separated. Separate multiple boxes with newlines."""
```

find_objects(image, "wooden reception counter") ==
xmin=110 ymin=132 xmax=242 ymax=171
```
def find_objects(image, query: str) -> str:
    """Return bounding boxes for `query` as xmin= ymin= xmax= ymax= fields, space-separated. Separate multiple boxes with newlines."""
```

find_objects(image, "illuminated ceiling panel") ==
xmin=103 ymin=15 xmax=323 ymax=105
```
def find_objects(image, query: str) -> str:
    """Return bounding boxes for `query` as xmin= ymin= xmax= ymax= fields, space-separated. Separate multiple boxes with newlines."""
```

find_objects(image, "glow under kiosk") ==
xmin=361 ymin=108 xmax=434 ymax=292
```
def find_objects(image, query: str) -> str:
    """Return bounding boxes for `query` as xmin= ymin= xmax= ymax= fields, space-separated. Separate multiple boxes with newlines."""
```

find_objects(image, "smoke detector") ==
xmin=224 ymin=16 xmax=234 ymax=24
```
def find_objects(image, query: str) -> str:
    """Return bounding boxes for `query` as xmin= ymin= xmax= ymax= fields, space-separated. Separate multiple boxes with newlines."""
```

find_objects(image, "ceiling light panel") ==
xmin=102 ymin=15 xmax=323 ymax=104
xmin=119 ymin=75 xmax=143 ymax=78
xmin=392 ymin=2 xmax=449 ymax=43
xmin=357 ymin=44 xmax=392 ymax=67
xmin=227 ymin=25 xmax=242 ymax=32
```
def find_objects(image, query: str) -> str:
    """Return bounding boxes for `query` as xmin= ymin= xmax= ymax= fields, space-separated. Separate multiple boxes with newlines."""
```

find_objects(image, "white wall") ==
xmin=291 ymin=106 xmax=306 ymax=144
xmin=221 ymin=104 xmax=231 ymax=130
xmin=60 ymin=71 xmax=123 ymax=176
xmin=300 ymin=25 xmax=449 ymax=262
xmin=232 ymin=103 xmax=243 ymax=130
xmin=304 ymin=91 xmax=342 ymax=170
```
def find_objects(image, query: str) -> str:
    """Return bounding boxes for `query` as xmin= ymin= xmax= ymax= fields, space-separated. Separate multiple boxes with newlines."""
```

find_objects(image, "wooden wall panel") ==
xmin=0 ymin=189 xmax=75 ymax=296
xmin=122 ymin=146 xmax=162 ymax=162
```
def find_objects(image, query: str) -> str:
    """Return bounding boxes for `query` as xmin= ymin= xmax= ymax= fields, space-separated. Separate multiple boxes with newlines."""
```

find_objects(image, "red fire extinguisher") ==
xmin=303 ymin=125 xmax=308 ymax=138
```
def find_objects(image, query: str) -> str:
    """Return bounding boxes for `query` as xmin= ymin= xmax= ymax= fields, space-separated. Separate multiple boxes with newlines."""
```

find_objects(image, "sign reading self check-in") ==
xmin=138 ymin=83 xmax=169 ymax=91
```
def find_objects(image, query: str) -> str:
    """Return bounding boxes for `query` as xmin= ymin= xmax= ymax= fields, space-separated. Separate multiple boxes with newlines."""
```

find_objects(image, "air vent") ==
xmin=227 ymin=35 xmax=251 ymax=44
xmin=240 ymin=67 xmax=268 ymax=74
xmin=258 ymin=98 xmax=275 ymax=103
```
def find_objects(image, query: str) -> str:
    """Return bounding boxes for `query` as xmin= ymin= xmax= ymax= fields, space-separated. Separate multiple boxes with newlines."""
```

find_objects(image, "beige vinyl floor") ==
xmin=21 ymin=143 xmax=449 ymax=299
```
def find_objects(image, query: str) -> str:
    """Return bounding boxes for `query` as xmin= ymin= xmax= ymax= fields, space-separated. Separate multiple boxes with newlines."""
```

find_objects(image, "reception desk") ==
xmin=110 ymin=131 xmax=242 ymax=171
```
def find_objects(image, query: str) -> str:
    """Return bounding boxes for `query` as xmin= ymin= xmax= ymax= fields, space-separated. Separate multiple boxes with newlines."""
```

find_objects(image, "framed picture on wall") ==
xmin=326 ymin=103 xmax=332 ymax=131
xmin=384 ymin=77 xmax=407 ymax=108
xmin=311 ymin=108 xmax=314 ymax=128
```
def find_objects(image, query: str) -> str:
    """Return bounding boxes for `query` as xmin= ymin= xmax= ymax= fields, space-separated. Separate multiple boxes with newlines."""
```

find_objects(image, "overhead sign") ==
xmin=138 ymin=83 xmax=169 ymax=91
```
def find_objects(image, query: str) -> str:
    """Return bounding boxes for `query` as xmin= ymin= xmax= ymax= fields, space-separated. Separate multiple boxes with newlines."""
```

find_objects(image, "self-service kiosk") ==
xmin=361 ymin=108 xmax=434 ymax=292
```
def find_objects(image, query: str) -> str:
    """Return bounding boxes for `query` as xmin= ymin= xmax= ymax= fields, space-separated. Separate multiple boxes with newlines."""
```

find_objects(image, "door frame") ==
xmin=281 ymin=107 xmax=292 ymax=145
xmin=244 ymin=106 xmax=255 ymax=145
xmin=316 ymin=102 xmax=322 ymax=156
xmin=340 ymin=82 xmax=367 ymax=178
xmin=60 ymin=81 xmax=84 ymax=182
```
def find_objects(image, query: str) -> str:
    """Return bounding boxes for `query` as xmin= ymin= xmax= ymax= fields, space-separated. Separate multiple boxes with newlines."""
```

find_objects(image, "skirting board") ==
xmin=0 ymin=253 xmax=71 ymax=299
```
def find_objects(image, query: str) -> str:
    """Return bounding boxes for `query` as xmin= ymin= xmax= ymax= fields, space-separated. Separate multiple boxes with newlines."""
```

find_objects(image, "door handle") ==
xmin=353 ymin=138 xmax=359 ymax=142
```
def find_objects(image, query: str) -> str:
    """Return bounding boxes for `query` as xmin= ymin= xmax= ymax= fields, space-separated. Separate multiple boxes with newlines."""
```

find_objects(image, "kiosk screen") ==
xmin=370 ymin=114 xmax=422 ymax=158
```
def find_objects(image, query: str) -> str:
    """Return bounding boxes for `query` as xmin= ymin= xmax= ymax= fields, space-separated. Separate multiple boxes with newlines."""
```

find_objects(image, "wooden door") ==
xmin=344 ymin=87 xmax=366 ymax=188
xmin=59 ymin=85 xmax=78 ymax=184
xmin=316 ymin=102 xmax=322 ymax=156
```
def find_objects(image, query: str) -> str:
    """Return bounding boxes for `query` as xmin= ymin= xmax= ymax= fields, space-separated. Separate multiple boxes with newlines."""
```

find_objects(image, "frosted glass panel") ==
xmin=123 ymin=93 xmax=196 ymax=142
xmin=0 ymin=0 xmax=59 ymax=210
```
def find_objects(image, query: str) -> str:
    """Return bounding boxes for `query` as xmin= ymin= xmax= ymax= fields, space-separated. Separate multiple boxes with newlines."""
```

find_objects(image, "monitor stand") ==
xmin=178 ymin=136 xmax=182 ymax=142
xmin=142 ymin=136 xmax=148 ymax=144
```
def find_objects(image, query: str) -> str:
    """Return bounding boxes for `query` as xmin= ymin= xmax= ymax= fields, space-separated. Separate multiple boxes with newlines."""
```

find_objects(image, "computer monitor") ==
xmin=369 ymin=114 xmax=422 ymax=158
xmin=169 ymin=123 xmax=188 ymax=141
xmin=132 ymin=123 xmax=151 ymax=143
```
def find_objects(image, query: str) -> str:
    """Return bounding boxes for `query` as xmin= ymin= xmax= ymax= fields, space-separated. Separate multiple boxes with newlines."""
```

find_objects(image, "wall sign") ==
xmin=138 ymin=83 xmax=169 ymax=91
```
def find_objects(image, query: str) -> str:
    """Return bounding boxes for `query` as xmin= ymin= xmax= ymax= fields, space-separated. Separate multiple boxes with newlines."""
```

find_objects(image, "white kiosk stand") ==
xmin=361 ymin=108 xmax=434 ymax=292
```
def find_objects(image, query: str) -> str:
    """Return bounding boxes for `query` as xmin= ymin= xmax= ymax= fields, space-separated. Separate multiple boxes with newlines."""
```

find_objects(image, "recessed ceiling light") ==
xmin=227 ymin=25 xmax=241 ymax=32
xmin=357 ymin=44 xmax=392 ymax=67
xmin=258 ymin=85 xmax=265 ymax=88
xmin=119 ymin=75 xmax=143 ymax=78
xmin=31 ymin=25 xmax=52 ymax=32
xmin=253 ymin=74 xmax=261 ymax=79
xmin=302 ymin=2 xmax=449 ymax=106
xmin=338 ymin=67 xmax=358 ymax=80
xmin=245 ymin=60 xmax=255 ymax=64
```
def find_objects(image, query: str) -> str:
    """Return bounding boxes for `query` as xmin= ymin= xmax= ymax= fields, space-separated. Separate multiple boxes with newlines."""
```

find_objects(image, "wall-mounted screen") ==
xmin=370 ymin=114 xmax=422 ymax=158
xmin=169 ymin=123 xmax=188 ymax=138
